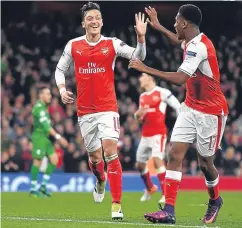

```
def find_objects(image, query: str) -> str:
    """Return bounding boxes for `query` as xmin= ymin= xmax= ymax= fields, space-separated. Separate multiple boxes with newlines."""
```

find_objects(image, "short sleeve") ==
xmin=178 ymin=42 xmax=207 ymax=76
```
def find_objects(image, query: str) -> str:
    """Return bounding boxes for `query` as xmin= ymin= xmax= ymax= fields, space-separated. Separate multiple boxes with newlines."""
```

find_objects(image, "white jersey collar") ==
xmin=186 ymin=32 xmax=203 ymax=46
xmin=84 ymin=35 xmax=104 ymax=46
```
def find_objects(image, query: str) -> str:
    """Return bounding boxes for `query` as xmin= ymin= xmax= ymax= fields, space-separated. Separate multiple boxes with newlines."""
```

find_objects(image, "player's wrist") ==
xmin=59 ymin=87 xmax=66 ymax=95
xmin=55 ymin=133 xmax=61 ymax=140
xmin=137 ymin=35 xmax=145 ymax=43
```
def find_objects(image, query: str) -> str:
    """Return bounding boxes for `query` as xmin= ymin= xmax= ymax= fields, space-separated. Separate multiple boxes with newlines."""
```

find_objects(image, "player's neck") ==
xmin=185 ymin=28 xmax=200 ymax=43
xmin=145 ymin=84 xmax=156 ymax=92
xmin=39 ymin=99 xmax=47 ymax=106
xmin=86 ymin=33 xmax=102 ymax=43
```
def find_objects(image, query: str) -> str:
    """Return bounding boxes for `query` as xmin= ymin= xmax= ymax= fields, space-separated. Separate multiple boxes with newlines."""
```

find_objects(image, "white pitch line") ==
xmin=2 ymin=216 xmax=220 ymax=228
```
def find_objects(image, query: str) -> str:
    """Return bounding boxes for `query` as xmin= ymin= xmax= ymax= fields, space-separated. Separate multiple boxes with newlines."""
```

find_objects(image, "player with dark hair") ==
xmin=55 ymin=1 xmax=147 ymax=219
xmin=30 ymin=87 xmax=68 ymax=197
xmin=129 ymin=4 xmax=228 ymax=224
xmin=135 ymin=73 xmax=180 ymax=203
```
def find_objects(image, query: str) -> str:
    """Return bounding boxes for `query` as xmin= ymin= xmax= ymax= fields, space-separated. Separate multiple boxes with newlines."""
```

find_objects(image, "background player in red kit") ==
xmin=129 ymin=4 xmax=228 ymax=225
xmin=134 ymin=73 xmax=180 ymax=203
xmin=55 ymin=2 xmax=147 ymax=220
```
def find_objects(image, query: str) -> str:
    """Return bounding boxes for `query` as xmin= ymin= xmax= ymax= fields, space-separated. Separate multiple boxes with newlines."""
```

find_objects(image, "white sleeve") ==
xmin=112 ymin=38 xmax=146 ymax=60
xmin=55 ymin=41 xmax=73 ymax=86
xmin=178 ymin=42 xmax=207 ymax=76
xmin=160 ymin=88 xmax=181 ymax=116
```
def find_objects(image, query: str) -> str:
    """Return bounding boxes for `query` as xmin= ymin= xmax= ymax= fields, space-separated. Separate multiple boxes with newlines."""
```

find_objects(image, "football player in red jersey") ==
xmin=135 ymin=73 xmax=180 ymax=203
xmin=55 ymin=2 xmax=147 ymax=220
xmin=129 ymin=4 xmax=228 ymax=225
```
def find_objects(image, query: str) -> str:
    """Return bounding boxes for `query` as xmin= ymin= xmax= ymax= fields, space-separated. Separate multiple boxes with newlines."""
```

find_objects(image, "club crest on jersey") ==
xmin=101 ymin=47 xmax=109 ymax=55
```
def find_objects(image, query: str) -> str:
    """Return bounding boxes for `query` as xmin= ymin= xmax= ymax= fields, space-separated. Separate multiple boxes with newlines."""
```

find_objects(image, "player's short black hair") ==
xmin=37 ymin=86 xmax=49 ymax=96
xmin=178 ymin=4 xmax=202 ymax=27
xmin=81 ymin=2 xmax=101 ymax=20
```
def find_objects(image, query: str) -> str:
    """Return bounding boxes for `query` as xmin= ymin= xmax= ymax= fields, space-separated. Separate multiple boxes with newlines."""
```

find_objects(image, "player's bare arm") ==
xmin=49 ymin=128 xmax=69 ymax=148
xmin=145 ymin=6 xmax=182 ymax=46
xmin=129 ymin=59 xmax=189 ymax=86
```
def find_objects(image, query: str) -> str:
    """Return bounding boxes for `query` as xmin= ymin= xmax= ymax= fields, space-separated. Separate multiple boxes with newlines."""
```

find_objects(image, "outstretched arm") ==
xmin=129 ymin=42 xmax=206 ymax=86
xmin=145 ymin=6 xmax=183 ymax=46
xmin=132 ymin=12 xmax=147 ymax=60
xmin=129 ymin=59 xmax=189 ymax=86
xmin=114 ymin=12 xmax=147 ymax=61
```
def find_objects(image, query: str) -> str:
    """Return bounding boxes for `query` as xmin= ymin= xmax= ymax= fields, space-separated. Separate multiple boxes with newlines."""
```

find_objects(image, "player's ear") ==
xmin=82 ymin=21 xmax=85 ymax=28
xmin=183 ymin=20 xmax=188 ymax=29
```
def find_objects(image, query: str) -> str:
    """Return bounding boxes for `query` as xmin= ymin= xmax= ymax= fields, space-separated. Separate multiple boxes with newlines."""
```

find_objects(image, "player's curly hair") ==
xmin=81 ymin=2 xmax=101 ymax=20
xmin=178 ymin=4 xmax=202 ymax=27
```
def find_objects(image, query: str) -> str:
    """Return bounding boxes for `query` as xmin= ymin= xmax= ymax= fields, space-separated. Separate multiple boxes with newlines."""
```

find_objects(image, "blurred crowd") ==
xmin=1 ymin=11 xmax=242 ymax=176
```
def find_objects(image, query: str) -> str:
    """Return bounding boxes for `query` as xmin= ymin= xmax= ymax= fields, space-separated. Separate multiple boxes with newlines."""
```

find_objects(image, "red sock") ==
xmin=88 ymin=159 xmax=106 ymax=181
xmin=164 ymin=170 xmax=182 ymax=207
xmin=164 ymin=178 xmax=180 ymax=206
xmin=205 ymin=176 xmax=220 ymax=200
xmin=207 ymin=185 xmax=219 ymax=200
xmin=157 ymin=172 xmax=166 ymax=194
xmin=141 ymin=170 xmax=153 ymax=191
xmin=107 ymin=157 xmax=122 ymax=204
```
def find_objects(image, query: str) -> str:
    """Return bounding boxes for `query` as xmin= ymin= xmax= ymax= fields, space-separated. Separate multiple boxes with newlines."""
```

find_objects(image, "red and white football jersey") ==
xmin=139 ymin=86 xmax=180 ymax=137
xmin=57 ymin=35 xmax=137 ymax=116
xmin=178 ymin=33 xmax=228 ymax=116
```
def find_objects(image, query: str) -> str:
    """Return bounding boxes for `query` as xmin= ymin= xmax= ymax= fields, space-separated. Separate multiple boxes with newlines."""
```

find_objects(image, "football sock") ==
xmin=30 ymin=165 xmax=39 ymax=191
xmin=205 ymin=175 xmax=220 ymax=200
xmin=105 ymin=154 xmax=122 ymax=204
xmin=156 ymin=166 xmax=166 ymax=194
xmin=88 ymin=159 xmax=106 ymax=182
xmin=140 ymin=168 xmax=153 ymax=191
xmin=42 ymin=163 xmax=56 ymax=186
xmin=164 ymin=170 xmax=182 ymax=215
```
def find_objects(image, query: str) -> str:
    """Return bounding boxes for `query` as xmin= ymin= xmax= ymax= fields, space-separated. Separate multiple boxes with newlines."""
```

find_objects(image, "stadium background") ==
xmin=1 ymin=1 xmax=242 ymax=188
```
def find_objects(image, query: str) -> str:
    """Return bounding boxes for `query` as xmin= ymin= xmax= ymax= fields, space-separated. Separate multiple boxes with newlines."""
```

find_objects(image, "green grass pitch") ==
xmin=2 ymin=192 xmax=242 ymax=228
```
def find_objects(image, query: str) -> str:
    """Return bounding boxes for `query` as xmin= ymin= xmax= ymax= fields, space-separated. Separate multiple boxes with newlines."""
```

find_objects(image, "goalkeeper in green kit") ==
xmin=30 ymin=87 xmax=68 ymax=197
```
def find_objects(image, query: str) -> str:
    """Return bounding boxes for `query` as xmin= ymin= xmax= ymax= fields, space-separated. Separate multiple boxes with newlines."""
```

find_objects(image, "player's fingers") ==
xmin=62 ymin=99 xmax=67 ymax=104
xmin=145 ymin=7 xmax=152 ymax=16
xmin=62 ymin=96 xmax=73 ymax=103
xmin=135 ymin=13 xmax=138 ymax=24
xmin=65 ymin=94 xmax=74 ymax=100
xmin=139 ymin=12 xmax=141 ymax=22
xmin=66 ymin=91 xmax=73 ymax=96
xmin=142 ymin=13 xmax=145 ymax=23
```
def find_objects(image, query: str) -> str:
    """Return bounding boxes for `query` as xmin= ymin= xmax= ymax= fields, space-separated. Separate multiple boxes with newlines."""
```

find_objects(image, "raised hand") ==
xmin=134 ymin=12 xmax=147 ymax=37
xmin=145 ymin=6 xmax=161 ymax=31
